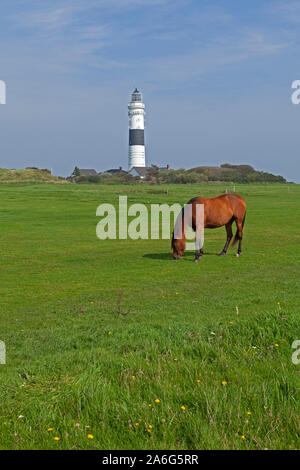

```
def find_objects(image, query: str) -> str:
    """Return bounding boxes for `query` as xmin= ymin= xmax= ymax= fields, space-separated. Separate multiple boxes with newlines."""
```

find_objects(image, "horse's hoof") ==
xmin=194 ymin=259 xmax=199 ymax=263
xmin=219 ymin=252 xmax=225 ymax=257
xmin=236 ymin=253 xmax=240 ymax=257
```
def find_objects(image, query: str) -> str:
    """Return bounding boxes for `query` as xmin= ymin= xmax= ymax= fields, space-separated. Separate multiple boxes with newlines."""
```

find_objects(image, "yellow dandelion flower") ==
xmin=196 ymin=379 xmax=200 ymax=383
xmin=47 ymin=428 xmax=54 ymax=432
xmin=264 ymin=406 xmax=268 ymax=409
xmin=135 ymin=423 xmax=139 ymax=426
xmin=108 ymin=331 xmax=112 ymax=335
xmin=181 ymin=406 xmax=186 ymax=410
xmin=87 ymin=434 xmax=94 ymax=439
xmin=148 ymin=425 xmax=153 ymax=429
xmin=275 ymin=344 xmax=279 ymax=347
xmin=174 ymin=358 xmax=178 ymax=361
xmin=147 ymin=429 xmax=151 ymax=433
xmin=222 ymin=381 xmax=227 ymax=386
xmin=131 ymin=375 xmax=135 ymax=379
xmin=241 ymin=435 xmax=246 ymax=440
xmin=148 ymin=404 xmax=152 ymax=407
xmin=54 ymin=437 xmax=60 ymax=441
xmin=247 ymin=411 xmax=251 ymax=415
xmin=229 ymin=321 xmax=233 ymax=324
xmin=155 ymin=399 xmax=160 ymax=403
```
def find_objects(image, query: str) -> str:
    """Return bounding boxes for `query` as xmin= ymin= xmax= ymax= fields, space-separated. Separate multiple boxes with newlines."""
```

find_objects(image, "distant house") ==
xmin=101 ymin=167 xmax=128 ymax=176
xmin=129 ymin=164 xmax=171 ymax=179
xmin=128 ymin=167 xmax=149 ymax=178
xmin=158 ymin=164 xmax=171 ymax=171
xmin=78 ymin=169 xmax=97 ymax=176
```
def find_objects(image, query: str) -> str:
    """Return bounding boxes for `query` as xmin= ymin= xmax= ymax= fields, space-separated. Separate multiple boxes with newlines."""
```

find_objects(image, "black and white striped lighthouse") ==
xmin=128 ymin=88 xmax=146 ymax=169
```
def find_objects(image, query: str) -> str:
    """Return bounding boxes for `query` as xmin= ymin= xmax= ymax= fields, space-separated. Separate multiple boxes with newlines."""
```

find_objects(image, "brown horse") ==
xmin=172 ymin=194 xmax=246 ymax=262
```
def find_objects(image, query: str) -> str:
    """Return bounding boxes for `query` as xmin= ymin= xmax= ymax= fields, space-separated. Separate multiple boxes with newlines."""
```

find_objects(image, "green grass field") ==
xmin=0 ymin=183 xmax=299 ymax=450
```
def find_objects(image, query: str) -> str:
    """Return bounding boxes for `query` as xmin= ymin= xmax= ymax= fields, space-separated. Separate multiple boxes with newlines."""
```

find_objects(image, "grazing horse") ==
xmin=172 ymin=194 xmax=246 ymax=262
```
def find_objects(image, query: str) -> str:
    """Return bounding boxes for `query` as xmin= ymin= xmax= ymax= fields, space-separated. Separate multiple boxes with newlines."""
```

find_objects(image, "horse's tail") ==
xmin=242 ymin=211 xmax=246 ymax=228
xmin=231 ymin=211 xmax=246 ymax=248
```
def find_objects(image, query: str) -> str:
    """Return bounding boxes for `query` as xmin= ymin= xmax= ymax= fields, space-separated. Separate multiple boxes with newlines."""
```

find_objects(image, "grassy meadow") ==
xmin=0 ymin=182 xmax=299 ymax=450
xmin=0 ymin=167 xmax=65 ymax=184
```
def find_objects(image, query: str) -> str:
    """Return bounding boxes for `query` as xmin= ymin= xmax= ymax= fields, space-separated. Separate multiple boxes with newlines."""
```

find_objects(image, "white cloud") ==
xmin=23 ymin=8 xmax=74 ymax=30
xmin=138 ymin=31 xmax=289 ymax=85
xmin=2 ymin=1 xmax=292 ymax=82
xmin=273 ymin=1 xmax=300 ymax=22
xmin=237 ymin=32 xmax=289 ymax=56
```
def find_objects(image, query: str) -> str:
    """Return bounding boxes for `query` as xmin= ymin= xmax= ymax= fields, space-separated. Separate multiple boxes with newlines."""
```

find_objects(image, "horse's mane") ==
xmin=187 ymin=196 xmax=200 ymax=204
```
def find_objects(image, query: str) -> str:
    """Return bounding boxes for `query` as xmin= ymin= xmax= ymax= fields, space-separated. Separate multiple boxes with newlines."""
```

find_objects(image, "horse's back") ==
xmin=188 ymin=194 xmax=246 ymax=228
xmin=225 ymin=194 xmax=246 ymax=215
xmin=189 ymin=194 xmax=246 ymax=210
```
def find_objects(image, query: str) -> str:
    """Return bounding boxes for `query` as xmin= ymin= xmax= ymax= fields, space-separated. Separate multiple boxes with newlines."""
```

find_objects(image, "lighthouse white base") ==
xmin=129 ymin=145 xmax=145 ymax=169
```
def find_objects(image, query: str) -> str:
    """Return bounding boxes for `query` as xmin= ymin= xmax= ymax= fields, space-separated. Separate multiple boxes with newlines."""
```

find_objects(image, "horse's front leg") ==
xmin=194 ymin=228 xmax=204 ymax=262
xmin=194 ymin=248 xmax=203 ymax=262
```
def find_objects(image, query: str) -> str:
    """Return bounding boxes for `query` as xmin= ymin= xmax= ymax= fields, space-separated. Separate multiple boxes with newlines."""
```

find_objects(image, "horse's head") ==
xmin=171 ymin=232 xmax=186 ymax=259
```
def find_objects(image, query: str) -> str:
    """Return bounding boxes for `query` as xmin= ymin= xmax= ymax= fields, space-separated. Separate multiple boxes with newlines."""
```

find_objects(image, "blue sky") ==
xmin=0 ymin=0 xmax=299 ymax=181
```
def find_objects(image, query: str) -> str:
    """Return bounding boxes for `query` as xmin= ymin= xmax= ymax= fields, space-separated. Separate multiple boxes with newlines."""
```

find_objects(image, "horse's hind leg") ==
xmin=219 ymin=221 xmax=233 ymax=256
xmin=235 ymin=220 xmax=243 ymax=257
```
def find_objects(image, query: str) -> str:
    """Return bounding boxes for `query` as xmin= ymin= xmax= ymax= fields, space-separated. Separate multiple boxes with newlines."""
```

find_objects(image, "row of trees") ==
xmin=70 ymin=164 xmax=287 ymax=185
xmin=142 ymin=164 xmax=287 ymax=184
xmin=72 ymin=172 xmax=138 ymax=185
